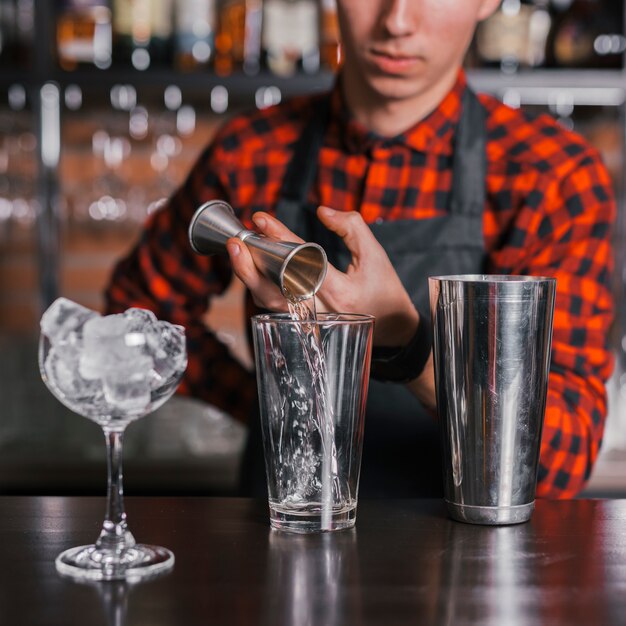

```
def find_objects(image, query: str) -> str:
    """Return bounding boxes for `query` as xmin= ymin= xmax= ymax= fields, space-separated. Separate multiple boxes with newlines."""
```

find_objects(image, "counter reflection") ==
xmin=437 ymin=501 xmax=608 ymax=626
xmin=262 ymin=529 xmax=363 ymax=626
xmin=61 ymin=569 xmax=172 ymax=626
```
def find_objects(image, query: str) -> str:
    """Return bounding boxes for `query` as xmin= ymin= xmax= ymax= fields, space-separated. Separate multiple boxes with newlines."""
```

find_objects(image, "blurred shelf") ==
xmin=468 ymin=68 xmax=626 ymax=90
xmin=0 ymin=68 xmax=336 ymax=99
xmin=468 ymin=69 xmax=626 ymax=105
xmin=2 ymin=67 xmax=625 ymax=104
xmin=0 ymin=69 xmax=34 ymax=90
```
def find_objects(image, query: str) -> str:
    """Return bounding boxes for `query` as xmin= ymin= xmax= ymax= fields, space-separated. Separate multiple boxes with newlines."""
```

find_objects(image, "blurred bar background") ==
xmin=1 ymin=0 xmax=625 ymax=496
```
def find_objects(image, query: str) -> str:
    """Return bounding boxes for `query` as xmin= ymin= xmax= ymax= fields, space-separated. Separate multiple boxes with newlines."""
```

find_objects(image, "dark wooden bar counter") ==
xmin=1 ymin=497 xmax=625 ymax=625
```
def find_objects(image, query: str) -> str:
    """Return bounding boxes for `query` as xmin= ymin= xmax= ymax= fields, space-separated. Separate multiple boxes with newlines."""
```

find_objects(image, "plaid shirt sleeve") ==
xmin=485 ymin=113 xmax=616 ymax=498
xmin=104 ymin=133 xmax=258 ymax=424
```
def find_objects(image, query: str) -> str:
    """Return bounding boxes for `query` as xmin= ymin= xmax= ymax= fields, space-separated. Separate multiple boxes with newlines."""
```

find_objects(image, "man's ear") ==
xmin=477 ymin=0 xmax=503 ymax=21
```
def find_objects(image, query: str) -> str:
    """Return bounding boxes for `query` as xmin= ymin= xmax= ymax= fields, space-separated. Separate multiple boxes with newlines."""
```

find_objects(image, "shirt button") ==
xmin=375 ymin=217 xmax=384 ymax=225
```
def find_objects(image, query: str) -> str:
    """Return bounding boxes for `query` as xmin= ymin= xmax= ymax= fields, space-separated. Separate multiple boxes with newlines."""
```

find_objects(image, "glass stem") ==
xmin=96 ymin=428 xmax=135 ymax=553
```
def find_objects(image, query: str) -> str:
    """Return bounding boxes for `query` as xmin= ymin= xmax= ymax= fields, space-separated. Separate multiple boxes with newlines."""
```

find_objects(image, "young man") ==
xmin=106 ymin=0 xmax=615 ymax=498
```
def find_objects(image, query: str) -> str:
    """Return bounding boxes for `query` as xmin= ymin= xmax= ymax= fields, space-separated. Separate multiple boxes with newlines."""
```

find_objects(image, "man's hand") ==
xmin=226 ymin=206 xmax=419 ymax=347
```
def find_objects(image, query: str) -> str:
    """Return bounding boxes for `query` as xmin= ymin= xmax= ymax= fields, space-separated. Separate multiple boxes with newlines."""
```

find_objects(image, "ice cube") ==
xmin=124 ymin=307 xmax=158 ymax=330
xmin=79 ymin=315 xmax=148 ymax=380
xmin=82 ymin=314 xmax=130 ymax=350
xmin=40 ymin=297 xmax=99 ymax=345
xmin=80 ymin=335 xmax=148 ymax=381
xmin=123 ymin=307 xmax=159 ymax=358
xmin=44 ymin=343 xmax=103 ymax=402
xmin=103 ymin=354 xmax=154 ymax=414
xmin=124 ymin=331 xmax=146 ymax=348
xmin=147 ymin=321 xmax=187 ymax=387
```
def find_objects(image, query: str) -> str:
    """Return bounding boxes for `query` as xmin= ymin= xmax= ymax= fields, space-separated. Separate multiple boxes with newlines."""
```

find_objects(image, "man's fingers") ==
xmin=226 ymin=238 xmax=286 ymax=310
xmin=226 ymin=238 xmax=260 ymax=287
xmin=316 ymin=206 xmax=381 ymax=261
xmin=252 ymin=212 xmax=304 ymax=244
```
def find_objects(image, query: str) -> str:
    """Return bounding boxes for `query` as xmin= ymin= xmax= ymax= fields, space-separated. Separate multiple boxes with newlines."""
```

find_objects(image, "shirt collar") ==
xmin=328 ymin=69 xmax=466 ymax=156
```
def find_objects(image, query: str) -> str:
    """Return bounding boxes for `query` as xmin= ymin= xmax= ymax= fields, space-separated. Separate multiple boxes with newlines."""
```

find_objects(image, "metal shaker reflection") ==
xmin=436 ymin=501 xmax=610 ymax=626
xmin=429 ymin=275 xmax=556 ymax=525
xmin=437 ymin=523 xmax=531 ymax=625
xmin=261 ymin=530 xmax=363 ymax=626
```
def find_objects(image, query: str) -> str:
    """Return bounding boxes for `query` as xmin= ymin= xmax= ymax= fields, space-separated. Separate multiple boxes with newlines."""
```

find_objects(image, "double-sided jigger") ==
xmin=188 ymin=200 xmax=328 ymax=301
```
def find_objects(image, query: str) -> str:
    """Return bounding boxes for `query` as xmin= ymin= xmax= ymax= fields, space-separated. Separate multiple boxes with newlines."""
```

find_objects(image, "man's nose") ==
xmin=383 ymin=0 xmax=417 ymax=37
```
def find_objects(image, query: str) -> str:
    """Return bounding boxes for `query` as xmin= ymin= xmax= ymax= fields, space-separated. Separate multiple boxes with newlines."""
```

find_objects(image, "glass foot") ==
xmin=55 ymin=544 xmax=174 ymax=581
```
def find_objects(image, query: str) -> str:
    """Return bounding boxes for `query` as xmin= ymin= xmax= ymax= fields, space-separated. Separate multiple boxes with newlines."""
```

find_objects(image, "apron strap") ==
xmin=275 ymin=96 xmax=331 ymax=236
xmin=450 ymin=88 xmax=487 ymax=216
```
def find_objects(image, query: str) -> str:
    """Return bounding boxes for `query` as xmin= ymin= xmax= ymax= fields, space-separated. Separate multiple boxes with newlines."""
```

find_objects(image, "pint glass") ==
xmin=252 ymin=313 xmax=373 ymax=533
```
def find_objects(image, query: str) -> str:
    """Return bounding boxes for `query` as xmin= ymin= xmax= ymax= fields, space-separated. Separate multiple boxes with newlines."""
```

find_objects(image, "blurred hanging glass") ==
xmin=0 ymin=84 xmax=38 ymax=234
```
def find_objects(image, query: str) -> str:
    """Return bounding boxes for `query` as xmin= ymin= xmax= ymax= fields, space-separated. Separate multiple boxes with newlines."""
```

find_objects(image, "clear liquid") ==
xmin=286 ymin=297 xmax=346 ymax=529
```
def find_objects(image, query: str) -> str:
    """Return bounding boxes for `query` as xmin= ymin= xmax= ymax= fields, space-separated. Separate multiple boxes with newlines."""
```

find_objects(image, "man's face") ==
xmin=336 ymin=0 xmax=500 ymax=102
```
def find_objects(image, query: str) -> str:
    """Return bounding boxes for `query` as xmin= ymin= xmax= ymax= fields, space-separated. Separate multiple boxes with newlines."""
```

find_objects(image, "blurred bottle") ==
xmin=174 ymin=0 xmax=217 ymax=70
xmin=262 ymin=0 xmax=319 ymax=76
xmin=0 ymin=0 xmax=18 ymax=66
xmin=17 ymin=0 xmax=33 ymax=65
xmin=0 ymin=0 xmax=33 ymax=68
xmin=213 ymin=0 xmax=261 ymax=76
xmin=320 ymin=0 xmax=341 ymax=71
xmin=1 ymin=0 xmax=31 ymax=67
xmin=474 ymin=0 xmax=552 ymax=73
xmin=546 ymin=0 xmax=625 ymax=68
xmin=112 ymin=0 xmax=174 ymax=70
xmin=57 ymin=0 xmax=112 ymax=70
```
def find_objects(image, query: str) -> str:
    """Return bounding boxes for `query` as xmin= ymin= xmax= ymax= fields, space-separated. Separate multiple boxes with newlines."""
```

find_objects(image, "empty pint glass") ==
xmin=252 ymin=313 xmax=374 ymax=533
xmin=429 ymin=275 xmax=556 ymax=525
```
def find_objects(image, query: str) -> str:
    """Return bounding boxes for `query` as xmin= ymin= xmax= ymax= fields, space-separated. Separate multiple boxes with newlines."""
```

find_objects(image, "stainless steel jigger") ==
xmin=188 ymin=200 xmax=328 ymax=301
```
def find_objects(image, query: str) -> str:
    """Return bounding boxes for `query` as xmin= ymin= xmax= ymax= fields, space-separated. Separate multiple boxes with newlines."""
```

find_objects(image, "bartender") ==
xmin=105 ymin=0 xmax=615 ymax=499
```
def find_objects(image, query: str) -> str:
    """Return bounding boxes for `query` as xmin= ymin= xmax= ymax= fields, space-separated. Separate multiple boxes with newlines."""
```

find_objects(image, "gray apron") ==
xmin=240 ymin=87 xmax=488 ymax=498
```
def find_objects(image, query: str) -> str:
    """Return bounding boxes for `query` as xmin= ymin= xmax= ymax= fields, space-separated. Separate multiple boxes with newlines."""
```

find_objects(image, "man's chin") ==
xmin=364 ymin=74 xmax=429 ymax=102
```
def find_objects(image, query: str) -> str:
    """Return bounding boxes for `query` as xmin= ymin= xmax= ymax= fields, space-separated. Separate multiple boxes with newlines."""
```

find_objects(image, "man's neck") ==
xmin=340 ymin=66 xmax=461 ymax=138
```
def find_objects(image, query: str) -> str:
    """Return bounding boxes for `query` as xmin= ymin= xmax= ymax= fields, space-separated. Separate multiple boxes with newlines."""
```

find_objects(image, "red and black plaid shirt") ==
xmin=106 ymin=70 xmax=615 ymax=498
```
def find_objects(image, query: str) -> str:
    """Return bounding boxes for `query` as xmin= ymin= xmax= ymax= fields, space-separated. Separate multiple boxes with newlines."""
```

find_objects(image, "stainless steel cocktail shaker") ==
xmin=429 ymin=274 xmax=556 ymax=525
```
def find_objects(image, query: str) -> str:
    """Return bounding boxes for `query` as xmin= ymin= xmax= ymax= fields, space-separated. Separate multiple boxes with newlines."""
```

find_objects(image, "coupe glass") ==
xmin=38 ymin=300 xmax=187 ymax=581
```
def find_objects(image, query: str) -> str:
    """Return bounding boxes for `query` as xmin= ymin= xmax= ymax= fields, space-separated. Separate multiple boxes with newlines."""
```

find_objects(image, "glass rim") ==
xmin=429 ymin=274 xmax=556 ymax=284
xmin=252 ymin=312 xmax=375 ymax=326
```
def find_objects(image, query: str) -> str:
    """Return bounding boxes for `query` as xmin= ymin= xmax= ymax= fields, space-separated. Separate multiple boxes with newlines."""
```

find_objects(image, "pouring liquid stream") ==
xmin=286 ymin=295 xmax=344 ymax=530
